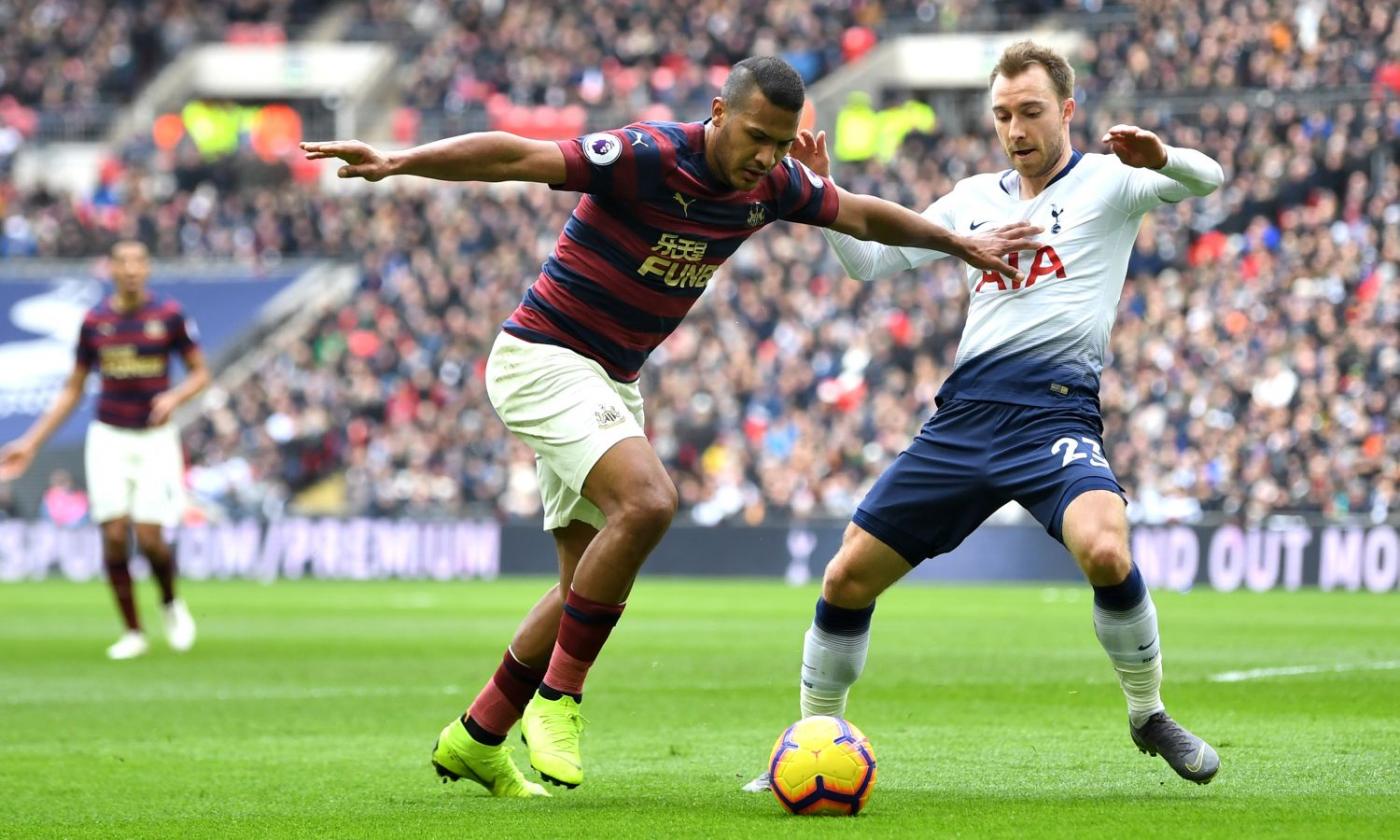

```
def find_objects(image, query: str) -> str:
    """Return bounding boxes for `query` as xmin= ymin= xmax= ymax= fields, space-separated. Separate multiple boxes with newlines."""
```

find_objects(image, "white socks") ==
xmin=799 ymin=622 xmax=869 ymax=718
xmin=1093 ymin=591 xmax=1165 ymax=727
xmin=795 ymin=577 xmax=1165 ymax=731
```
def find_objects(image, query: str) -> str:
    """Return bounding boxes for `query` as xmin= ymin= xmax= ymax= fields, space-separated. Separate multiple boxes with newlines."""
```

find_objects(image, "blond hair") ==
xmin=990 ymin=40 xmax=1075 ymax=102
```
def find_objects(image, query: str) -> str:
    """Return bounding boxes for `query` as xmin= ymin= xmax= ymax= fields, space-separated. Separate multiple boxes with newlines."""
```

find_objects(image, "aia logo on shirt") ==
xmin=975 ymin=245 xmax=1065 ymax=292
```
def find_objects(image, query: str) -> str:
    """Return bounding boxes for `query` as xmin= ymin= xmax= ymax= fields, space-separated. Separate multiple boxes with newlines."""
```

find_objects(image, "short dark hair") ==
xmin=990 ymin=40 xmax=1075 ymax=102
xmin=110 ymin=239 xmax=149 ymax=257
xmin=721 ymin=56 xmax=805 ymax=113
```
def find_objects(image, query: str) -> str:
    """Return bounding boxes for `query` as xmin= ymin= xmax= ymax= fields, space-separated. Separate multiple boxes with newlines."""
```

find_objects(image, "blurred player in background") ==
xmin=0 ymin=240 xmax=208 ymax=660
xmin=304 ymin=56 xmax=1039 ymax=797
xmin=745 ymin=41 xmax=1226 ymax=790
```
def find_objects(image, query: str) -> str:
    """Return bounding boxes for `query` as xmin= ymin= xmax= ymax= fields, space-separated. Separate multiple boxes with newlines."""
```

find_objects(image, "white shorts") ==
xmin=84 ymin=420 xmax=186 ymax=527
xmin=485 ymin=332 xmax=646 ymax=531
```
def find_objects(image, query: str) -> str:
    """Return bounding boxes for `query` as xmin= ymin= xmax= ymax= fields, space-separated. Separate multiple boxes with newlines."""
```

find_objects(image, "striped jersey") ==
xmin=504 ymin=120 xmax=840 ymax=381
xmin=75 ymin=294 xmax=199 ymax=428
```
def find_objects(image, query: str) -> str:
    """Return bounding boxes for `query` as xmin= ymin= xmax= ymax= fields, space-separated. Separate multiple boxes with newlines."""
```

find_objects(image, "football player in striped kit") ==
xmin=1 ymin=240 xmax=208 ymax=660
xmin=305 ymin=56 xmax=1040 ymax=797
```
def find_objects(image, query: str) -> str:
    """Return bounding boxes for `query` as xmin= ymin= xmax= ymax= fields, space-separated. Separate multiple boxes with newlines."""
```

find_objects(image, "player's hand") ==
xmin=300 ymin=140 xmax=395 ymax=181
xmin=0 ymin=440 xmax=36 ymax=481
xmin=1102 ymin=125 xmax=1168 ymax=169
xmin=149 ymin=392 xmax=179 ymax=426
xmin=791 ymin=129 xmax=832 ymax=178
xmin=959 ymin=222 xmax=1043 ymax=282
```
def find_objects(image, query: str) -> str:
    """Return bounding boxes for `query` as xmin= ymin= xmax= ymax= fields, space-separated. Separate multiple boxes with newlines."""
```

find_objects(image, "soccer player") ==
xmin=0 ymin=240 xmax=207 ymax=660
xmin=303 ymin=56 xmax=1040 ymax=797
xmin=744 ymin=40 xmax=1225 ymax=789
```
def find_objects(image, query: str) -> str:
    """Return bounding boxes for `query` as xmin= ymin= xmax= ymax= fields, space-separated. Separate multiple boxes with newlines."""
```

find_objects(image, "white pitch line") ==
xmin=1208 ymin=660 xmax=1400 ymax=683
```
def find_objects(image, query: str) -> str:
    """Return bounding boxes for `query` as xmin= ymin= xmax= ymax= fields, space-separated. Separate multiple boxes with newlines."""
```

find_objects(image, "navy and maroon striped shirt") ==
xmin=75 ymin=295 xmax=198 ymax=428
xmin=503 ymin=120 xmax=840 ymax=382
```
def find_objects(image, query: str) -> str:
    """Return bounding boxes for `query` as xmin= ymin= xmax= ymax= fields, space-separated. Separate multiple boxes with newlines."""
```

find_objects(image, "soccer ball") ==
xmin=768 ymin=715 xmax=877 ymax=816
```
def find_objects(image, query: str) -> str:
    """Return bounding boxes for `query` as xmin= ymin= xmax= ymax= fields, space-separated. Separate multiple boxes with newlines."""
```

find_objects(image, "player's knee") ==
xmin=1078 ymin=531 xmax=1131 ymax=582
xmin=614 ymin=478 xmax=678 ymax=537
xmin=822 ymin=525 xmax=897 ymax=607
xmin=822 ymin=556 xmax=878 ymax=609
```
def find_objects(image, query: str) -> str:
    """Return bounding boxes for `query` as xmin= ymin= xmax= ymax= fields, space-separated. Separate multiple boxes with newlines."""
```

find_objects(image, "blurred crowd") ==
xmin=355 ymin=0 xmax=1073 ymax=132
xmin=2 ymin=151 xmax=338 ymax=259
xmin=0 ymin=0 xmax=1076 ymax=124
xmin=1084 ymin=0 xmax=1400 ymax=97
xmin=0 ymin=0 xmax=329 ymax=195
xmin=0 ymin=0 xmax=327 ymax=109
xmin=1 ymin=0 xmax=1397 ymax=526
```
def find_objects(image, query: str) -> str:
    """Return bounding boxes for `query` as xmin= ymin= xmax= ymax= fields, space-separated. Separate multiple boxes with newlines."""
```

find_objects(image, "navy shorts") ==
xmin=853 ymin=399 xmax=1125 ymax=565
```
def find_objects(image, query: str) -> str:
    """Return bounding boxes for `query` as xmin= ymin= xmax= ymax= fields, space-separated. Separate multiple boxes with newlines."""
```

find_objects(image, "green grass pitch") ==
xmin=2 ymin=578 xmax=1397 ymax=838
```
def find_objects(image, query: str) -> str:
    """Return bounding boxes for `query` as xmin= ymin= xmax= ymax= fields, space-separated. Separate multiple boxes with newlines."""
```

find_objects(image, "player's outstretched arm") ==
xmin=0 ymin=363 xmax=88 ymax=480
xmin=792 ymin=130 xmax=1040 ymax=282
xmin=831 ymin=189 xmax=1041 ymax=283
xmin=793 ymin=130 xmax=928 ymax=281
xmin=301 ymin=133 xmax=567 ymax=184
xmin=1103 ymin=125 xmax=1224 ymax=208
xmin=822 ymin=225 xmax=922 ymax=282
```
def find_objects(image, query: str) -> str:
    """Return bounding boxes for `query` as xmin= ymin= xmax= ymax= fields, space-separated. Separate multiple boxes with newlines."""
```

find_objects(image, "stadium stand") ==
xmin=352 ymin=0 xmax=1074 ymax=141
xmin=0 ymin=0 xmax=331 ymax=142
xmin=1082 ymin=0 xmax=1398 ymax=95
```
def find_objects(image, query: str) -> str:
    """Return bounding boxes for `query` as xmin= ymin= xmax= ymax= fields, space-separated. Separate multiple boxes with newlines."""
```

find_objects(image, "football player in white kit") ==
xmin=748 ymin=41 xmax=1225 ymax=788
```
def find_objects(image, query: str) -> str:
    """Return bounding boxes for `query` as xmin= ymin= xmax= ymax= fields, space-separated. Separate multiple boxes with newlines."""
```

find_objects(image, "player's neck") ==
xmin=700 ymin=122 xmax=734 ymax=190
xmin=111 ymin=291 xmax=147 ymax=313
xmin=1019 ymin=144 xmax=1075 ymax=199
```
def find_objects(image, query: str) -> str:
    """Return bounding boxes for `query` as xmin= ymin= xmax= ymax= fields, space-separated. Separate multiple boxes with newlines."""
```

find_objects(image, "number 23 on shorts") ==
xmin=1050 ymin=436 xmax=1110 ymax=469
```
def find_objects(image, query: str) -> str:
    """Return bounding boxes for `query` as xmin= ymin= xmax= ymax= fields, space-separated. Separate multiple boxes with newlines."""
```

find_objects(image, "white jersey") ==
xmin=825 ymin=147 xmax=1223 ymax=414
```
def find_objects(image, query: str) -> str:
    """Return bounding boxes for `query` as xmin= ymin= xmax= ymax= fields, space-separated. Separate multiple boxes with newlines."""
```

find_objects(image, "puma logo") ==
xmin=673 ymin=192 xmax=695 ymax=217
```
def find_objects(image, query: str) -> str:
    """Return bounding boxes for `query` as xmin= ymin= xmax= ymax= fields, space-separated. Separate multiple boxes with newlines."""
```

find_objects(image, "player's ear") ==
xmin=1062 ymin=97 xmax=1076 ymax=125
xmin=711 ymin=96 xmax=726 ymax=128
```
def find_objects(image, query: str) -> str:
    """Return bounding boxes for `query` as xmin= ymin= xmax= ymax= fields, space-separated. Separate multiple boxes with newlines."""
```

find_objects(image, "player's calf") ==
xmin=1090 ymin=564 xmax=1165 ymax=725
xmin=800 ymin=598 xmax=873 ymax=718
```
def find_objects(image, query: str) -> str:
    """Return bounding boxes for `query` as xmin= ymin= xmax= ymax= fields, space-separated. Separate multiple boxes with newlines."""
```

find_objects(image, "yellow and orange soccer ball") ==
xmin=767 ymin=715 xmax=877 ymax=816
